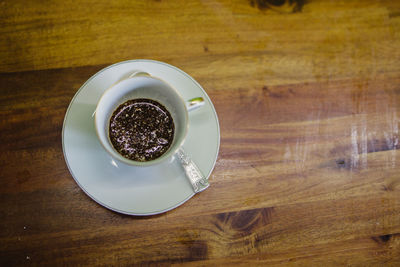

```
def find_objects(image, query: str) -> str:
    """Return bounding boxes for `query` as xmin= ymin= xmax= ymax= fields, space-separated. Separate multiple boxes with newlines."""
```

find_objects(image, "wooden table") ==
xmin=1 ymin=0 xmax=399 ymax=265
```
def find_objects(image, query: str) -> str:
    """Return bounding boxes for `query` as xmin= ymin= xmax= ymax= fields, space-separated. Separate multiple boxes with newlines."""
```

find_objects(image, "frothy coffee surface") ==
xmin=109 ymin=98 xmax=174 ymax=162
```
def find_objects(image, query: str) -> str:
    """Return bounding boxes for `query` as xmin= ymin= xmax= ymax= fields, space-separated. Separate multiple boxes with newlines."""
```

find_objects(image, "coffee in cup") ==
xmin=109 ymin=98 xmax=174 ymax=162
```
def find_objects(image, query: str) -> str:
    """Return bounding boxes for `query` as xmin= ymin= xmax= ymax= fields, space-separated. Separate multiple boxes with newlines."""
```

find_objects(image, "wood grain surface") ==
xmin=1 ymin=0 xmax=400 ymax=265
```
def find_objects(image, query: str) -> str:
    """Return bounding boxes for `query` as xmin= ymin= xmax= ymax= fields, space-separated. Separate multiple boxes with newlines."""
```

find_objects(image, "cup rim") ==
xmin=94 ymin=75 xmax=189 ymax=167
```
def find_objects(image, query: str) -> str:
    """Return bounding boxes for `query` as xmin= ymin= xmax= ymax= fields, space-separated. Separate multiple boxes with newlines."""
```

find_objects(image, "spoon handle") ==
xmin=177 ymin=148 xmax=209 ymax=193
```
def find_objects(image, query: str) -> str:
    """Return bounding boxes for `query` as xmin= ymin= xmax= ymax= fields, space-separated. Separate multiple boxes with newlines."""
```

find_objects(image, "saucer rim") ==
xmin=62 ymin=59 xmax=220 ymax=216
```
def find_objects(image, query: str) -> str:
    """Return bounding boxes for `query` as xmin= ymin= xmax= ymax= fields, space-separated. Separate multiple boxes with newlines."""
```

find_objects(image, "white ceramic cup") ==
xmin=94 ymin=72 xmax=209 ymax=192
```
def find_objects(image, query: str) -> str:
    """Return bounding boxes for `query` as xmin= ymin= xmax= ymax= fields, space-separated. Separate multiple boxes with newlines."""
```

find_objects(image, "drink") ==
xmin=109 ymin=98 xmax=174 ymax=162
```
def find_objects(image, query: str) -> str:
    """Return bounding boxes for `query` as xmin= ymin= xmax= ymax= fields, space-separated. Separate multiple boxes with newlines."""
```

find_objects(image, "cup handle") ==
xmin=177 ymin=147 xmax=209 ymax=193
xmin=186 ymin=97 xmax=205 ymax=111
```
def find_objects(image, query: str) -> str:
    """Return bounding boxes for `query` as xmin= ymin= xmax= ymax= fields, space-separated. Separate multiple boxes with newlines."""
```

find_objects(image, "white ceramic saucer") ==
xmin=62 ymin=60 xmax=220 ymax=215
